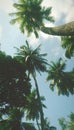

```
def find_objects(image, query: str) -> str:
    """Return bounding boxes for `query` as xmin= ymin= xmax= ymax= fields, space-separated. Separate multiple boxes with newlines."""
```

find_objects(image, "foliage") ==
xmin=68 ymin=113 xmax=74 ymax=130
xmin=58 ymin=118 xmax=67 ymax=130
xmin=43 ymin=117 xmax=57 ymax=130
xmin=10 ymin=0 xmax=54 ymax=37
xmin=61 ymin=36 xmax=74 ymax=58
xmin=15 ymin=40 xmax=48 ymax=76
xmin=26 ymin=89 xmax=41 ymax=121
xmin=47 ymin=58 xmax=74 ymax=96
xmin=26 ymin=89 xmax=46 ymax=121
xmin=0 ymin=108 xmax=24 ymax=130
xmin=22 ymin=122 xmax=37 ymax=130
xmin=0 ymin=120 xmax=37 ymax=130
xmin=59 ymin=112 xmax=74 ymax=130
xmin=0 ymin=120 xmax=10 ymax=130
xmin=0 ymin=51 xmax=31 ymax=129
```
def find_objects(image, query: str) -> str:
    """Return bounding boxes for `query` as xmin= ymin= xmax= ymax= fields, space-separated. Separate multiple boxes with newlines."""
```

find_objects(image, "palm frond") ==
xmin=15 ymin=41 xmax=48 ymax=75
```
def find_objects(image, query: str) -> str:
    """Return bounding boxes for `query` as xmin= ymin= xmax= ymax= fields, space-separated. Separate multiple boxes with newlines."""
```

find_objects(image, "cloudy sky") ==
xmin=0 ymin=0 xmax=74 ymax=129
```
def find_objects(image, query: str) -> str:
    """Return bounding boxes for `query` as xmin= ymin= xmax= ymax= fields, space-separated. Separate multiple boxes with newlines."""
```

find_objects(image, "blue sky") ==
xmin=0 ymin=0 xmax=74 ymax=129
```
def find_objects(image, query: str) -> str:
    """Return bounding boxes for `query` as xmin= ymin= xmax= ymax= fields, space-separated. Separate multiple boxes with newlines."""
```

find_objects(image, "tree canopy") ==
xmin=0 ymin=51 xmax=31 ymax=125
xmin=47 ymin=58 xmax=74 ymax=96
xmin=59 ymin=112 xmax=74 ymax=130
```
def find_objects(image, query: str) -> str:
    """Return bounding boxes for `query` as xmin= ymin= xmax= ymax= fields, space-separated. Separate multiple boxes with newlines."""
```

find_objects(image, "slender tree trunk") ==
xmin=41 ymin=21 xmax=74 ymax=36
xmin=36 ymin=118 xmax=41 ymax=130
xmin=33 ymin=74 xmax=45 ymax=130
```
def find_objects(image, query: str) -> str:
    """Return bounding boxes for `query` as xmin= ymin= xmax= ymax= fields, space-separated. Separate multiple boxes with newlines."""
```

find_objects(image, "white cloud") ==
xmin=42 ymin=0 xmax=74 ymax=23
xmin=0 ymin=0 xmax=14 ymax=13
xmin=28 ymin=33 xmax=40 ymax=47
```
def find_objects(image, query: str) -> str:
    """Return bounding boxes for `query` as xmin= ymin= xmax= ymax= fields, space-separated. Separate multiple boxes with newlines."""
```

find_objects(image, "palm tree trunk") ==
xmin=33 ymin=74 xmax=45 ymax=130
xmin=41 ymin=21 xmax=74 ymax=36
xmin=36 ymin=118 xmax=41 ymax=130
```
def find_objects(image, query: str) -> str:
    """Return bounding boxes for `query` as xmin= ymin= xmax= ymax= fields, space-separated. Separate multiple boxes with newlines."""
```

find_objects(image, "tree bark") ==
xmin=41 ymin=21 xmax=74 ymax=36
xmin=33 ymin=74 xmax=45 ymax=130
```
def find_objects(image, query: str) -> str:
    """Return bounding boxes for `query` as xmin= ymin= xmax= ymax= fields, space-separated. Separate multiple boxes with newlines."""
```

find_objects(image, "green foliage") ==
xmin=0 ymin=110 xmax=23 ymax=130
xmin=0 ymin=51 xmax=31 ymax=120
xmin=68 ymin=113 xmax=74 ymax=130
xmin=58 ymin=118 xmax=67 ymax=130
xmin=47 ymin=58 xmax=74 ymax=96
xmin=10 ymin=0 xmax=54 ymax=37
xmin=59 ymin=113 xmax=74 ymax=130
xmin=26 ymin=89 xmax=46 ymax=121
xmin=8 ymin=108 xmax=24 ymax=122
xmin=0 ymin=120 xmax=37 ymax=130
xmin=0 ymin=108 xmax=24 ymax=130
xmin=43 ymin=117 xmax=57 ymax=130
xmin=22 ymin=122 xmax=37 ymax=130
xmin=15 ymin=40 xmax=48 ymax=76
xmin=0 ymin=120 xmax=10 ymax=130
xmin=26 ymin=89 xmax=40 ymax=121
xmin=61 ymin=36 xmax=74 ymax=58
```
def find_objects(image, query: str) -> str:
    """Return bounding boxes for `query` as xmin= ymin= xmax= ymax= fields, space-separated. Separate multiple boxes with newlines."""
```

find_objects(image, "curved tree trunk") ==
xmin=41 ymin=21 xmax=74 ymax=36
xmin=33 ymin=74 xmax=45 ymax=130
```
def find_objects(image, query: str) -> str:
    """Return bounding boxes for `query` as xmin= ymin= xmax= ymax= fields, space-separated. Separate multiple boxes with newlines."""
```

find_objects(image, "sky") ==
xmin=0 ymin=0 xmax=74 ymax=129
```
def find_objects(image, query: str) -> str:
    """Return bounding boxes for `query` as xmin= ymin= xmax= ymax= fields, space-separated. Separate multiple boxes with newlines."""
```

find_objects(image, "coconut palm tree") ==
xmin=9 ymin=0 xmax=54 ymax=37
xmin=47 ymin=58 xmax=74 ymax=96
xmin=15 ymin=41 xmax=48 ymax=130
xmin=10 ymin=0 xmax=74 ymax=37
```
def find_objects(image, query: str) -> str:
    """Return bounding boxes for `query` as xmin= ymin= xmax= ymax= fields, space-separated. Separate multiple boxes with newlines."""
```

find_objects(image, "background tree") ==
xmin=0 ymin=51 xmax=31 ymax=130
xmin=43 ymin=117 xmax=57 ymax=130
xmin=58 ymin=112 xmax=74 ymax=130
xmin=58 ymin=118 xmax=67 ymax=130
xmin=61 ymin=36 xmax=74 ymax=59
xmin=46 ymin=58 xmax=74 ymax=96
